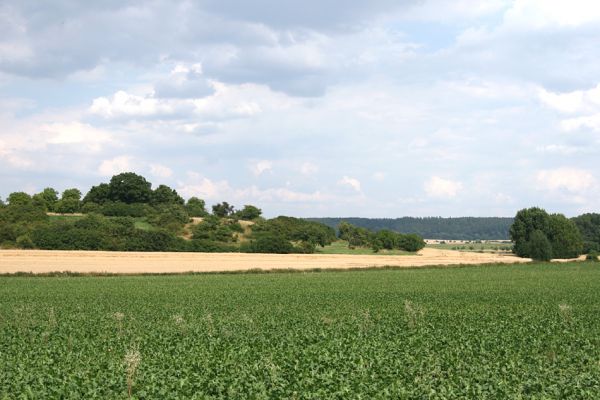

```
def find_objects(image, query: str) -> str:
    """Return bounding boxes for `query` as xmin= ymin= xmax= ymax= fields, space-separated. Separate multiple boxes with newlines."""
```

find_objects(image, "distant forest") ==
xmin=307 ymin=217 xmax=514 ymax=240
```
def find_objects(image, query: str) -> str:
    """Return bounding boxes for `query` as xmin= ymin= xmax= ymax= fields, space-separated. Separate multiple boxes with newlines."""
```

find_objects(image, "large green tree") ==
xmin=510 ymin=207 xmax=583 ymax=259
xmin=83 ymin=183 xmax=111 ymax=205
xmin=510 ymin=207 xmax=551 ymax=257
xmin=212 ymin=202 xmax=235 ymax=218
xmin=108 ymin=173 xmax=152 ymax=204
xmin=151 ymin=185 xmax=184 ymax=205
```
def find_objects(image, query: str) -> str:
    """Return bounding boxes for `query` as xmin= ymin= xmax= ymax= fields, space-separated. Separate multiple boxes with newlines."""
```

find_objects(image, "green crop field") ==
xmin=1 ymin=263 xmax=600 ymax=398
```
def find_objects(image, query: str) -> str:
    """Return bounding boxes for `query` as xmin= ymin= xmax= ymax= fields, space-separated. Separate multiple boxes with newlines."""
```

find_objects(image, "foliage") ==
xmin=234 ymin=205 xmax=262 ymax=220
xmin=100 ymin=201 xmax=148 ymax=217
xmin=572 ymin=213 xmax=600 ymax=253
xmin=83 ymin=183 xmax=111 ymax=205
xmin=185 ymin=197 xmax=209 ymax=217
xmin=338 ymin=222 xmax=425 ymax=252
xmin=511 ymin=208 xmax=583 ymax=259
xmin=586 ymin=251 xmax=599 ymax=262
xmin=526 ymin=230 xmax=553 ymax=261
xmin=244 ymin=234 xmax=295 ymax=254
xmin=32 ymin=188 xmax=59 ymax=211
xmin=253 ymin=216 xmax=336 ymax=248
xmin=146 ymin=204 xmax=189 ymax=234
xmin=192 ymin=216 xmax=238 ymax=242
xmin=212 ymin=202 xmax=235 ymax=218
xmin=547 ymin=214 xmax=583 ymax=259
xmin=108 ymin=172 xmax=153 ymax=204
xmin=7 ymin=192 xmax=32 ymax=206
xmin=2 ymin=264 xmax=600 ymax=398
xmin=54 ymin=188 xmax=82 ymax=213
xmin=151 ymin=184 xmax=184 ymax=206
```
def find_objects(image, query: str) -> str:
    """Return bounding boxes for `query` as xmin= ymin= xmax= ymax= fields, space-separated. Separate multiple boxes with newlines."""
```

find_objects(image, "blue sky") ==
xmin=1 ymin=0 xmax=599 ymax=217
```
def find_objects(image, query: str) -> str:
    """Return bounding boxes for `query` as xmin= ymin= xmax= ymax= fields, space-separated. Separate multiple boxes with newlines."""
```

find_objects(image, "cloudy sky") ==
xmin=1 ymin=0 xmax=599 ymax=217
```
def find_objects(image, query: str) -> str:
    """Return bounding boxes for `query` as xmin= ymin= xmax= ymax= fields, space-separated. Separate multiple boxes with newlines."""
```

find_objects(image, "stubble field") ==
xmin=0 ymin=248 xmax=531 ymax=274
xmin=1 ymin=262 xmax=600 ymax=398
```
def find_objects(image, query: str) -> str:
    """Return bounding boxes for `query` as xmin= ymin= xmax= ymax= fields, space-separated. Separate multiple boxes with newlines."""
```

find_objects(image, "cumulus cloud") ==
xmin=338 ymin=176 xmax=361 ymax=192
xmin=149 ymin=163 xmax=173 ymax=179
xmin=177 ymin=172 xmax=329 ymax=204
xmin=536 ymin=168 xmax=596 ymax=193
xmin=250 ymin=160 xmax=273 ymax=176
xmin=98 ymin=156 xmax=135 ymax=177
xmin=424 ymin=177 xmax=463 ymax=198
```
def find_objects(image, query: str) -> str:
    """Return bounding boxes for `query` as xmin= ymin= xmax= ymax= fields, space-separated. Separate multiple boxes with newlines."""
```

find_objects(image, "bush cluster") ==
xmin=338 ymin=221 xmax=426 ymax=252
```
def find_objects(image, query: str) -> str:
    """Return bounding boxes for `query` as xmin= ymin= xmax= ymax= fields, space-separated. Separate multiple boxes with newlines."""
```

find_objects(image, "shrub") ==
xmin=586 ymin=251 xmax=599 ymax=262
xmin=16 ymin=234 xmax=34 ymax=249
xmin=246 ymin=234 xmax=294 ymax=254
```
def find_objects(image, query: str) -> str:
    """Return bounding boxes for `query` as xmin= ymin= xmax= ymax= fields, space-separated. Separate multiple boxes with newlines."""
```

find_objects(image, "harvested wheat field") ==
xmin=0 ymin=248 xmax=540 ymax=274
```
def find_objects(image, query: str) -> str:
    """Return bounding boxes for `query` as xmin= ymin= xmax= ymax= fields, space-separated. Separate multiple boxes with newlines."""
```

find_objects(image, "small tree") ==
xmin=527 ymin=230 xmax=552 ymax=261
xmin=235 ymin=205 xmax=262 ymax=220
xmin=185 ymin=197 xmax=208 ymax=217
xmin=212 ymin=202 xmax=234 ymax=218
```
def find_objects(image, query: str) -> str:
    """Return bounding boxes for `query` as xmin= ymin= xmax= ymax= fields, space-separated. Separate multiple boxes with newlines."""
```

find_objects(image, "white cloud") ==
xmin=338 ymin=176 xmax=361 ymax=192
xmin=251 ymin=160 xmax=273 ymax=176
xmin=299 ymin=162 xmax=319 ymax=175
xmin=561 ymin=114 xmax=600 ymax=132
xmin=90 ymin=91 xmax=182 ymax=119
xmin=424 ymin=176 xmax=463 ymax=198
xmin=98 ymin=156 xmax=134 ymax=177
xmin=43 ymin=122 xmax=112 ymax=151
xmin=177 ymin=173 xmax=328 ymax=203
xmin=536 ymin=168 xmax=596 ymax=193
xmin=149 ymin=163 xmax=173 ymax=179
xmin=504 ymin=0 xmax=600 ymax=29
xmin=538 ymin=84 xmax=600 ymax=114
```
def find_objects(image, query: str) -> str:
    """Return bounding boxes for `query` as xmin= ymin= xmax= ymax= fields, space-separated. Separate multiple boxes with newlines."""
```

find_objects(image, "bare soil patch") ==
xmin=0 ymin=248 xmax=537 ymax=274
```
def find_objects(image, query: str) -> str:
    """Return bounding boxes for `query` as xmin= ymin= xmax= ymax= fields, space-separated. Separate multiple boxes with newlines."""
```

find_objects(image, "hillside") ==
xmin=307 ymin=217 xmax=514 ymax=240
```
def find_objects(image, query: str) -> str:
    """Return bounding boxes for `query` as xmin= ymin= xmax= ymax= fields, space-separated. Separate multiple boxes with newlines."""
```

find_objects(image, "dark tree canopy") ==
xmin=7 ymin=192 xmax=33 ymax=206
xmin=235 ymin=205 xmax=262 ymax=220
xmin=151 ymin=185 xmax=184 ymax=206
xmin=510 ymin=207 xmax=582 ymax=259
xmin=527 ymin=230 xmax=553 ymax=261
xmin=212 ymin=202 xmax=235 ymax=218
xmin=83 ymin=183 xmax=111 ymax=205
xmin=108 ymin=172 xmax=153 ymax=204
xmin=572 ymin=213 xmax=600 ymax=252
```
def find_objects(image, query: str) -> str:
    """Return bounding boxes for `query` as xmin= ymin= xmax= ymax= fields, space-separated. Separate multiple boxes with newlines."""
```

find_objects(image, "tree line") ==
xmin=308 ymin=217 xmax=514 ymax=240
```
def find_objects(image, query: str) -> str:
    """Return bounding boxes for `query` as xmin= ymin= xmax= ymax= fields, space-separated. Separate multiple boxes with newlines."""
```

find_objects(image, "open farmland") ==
xmin=1 ymin=262 xmax=600 ymax=398
xmin=0 ymin=248 xmax=533 ymax=274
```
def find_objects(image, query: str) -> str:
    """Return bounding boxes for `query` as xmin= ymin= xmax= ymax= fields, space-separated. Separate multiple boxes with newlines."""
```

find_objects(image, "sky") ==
xmin=1 ymin=0 xmax=600 ymax=218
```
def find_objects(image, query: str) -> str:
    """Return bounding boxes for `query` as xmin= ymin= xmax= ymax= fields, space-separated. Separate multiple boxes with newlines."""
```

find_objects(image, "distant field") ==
xmin=1 ymin=263 xmax=599 ymax=398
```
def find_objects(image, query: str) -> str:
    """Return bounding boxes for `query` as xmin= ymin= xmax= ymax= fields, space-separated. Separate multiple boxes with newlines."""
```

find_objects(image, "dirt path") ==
xmin=0 ymin=248 xmax=536 ymax=274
